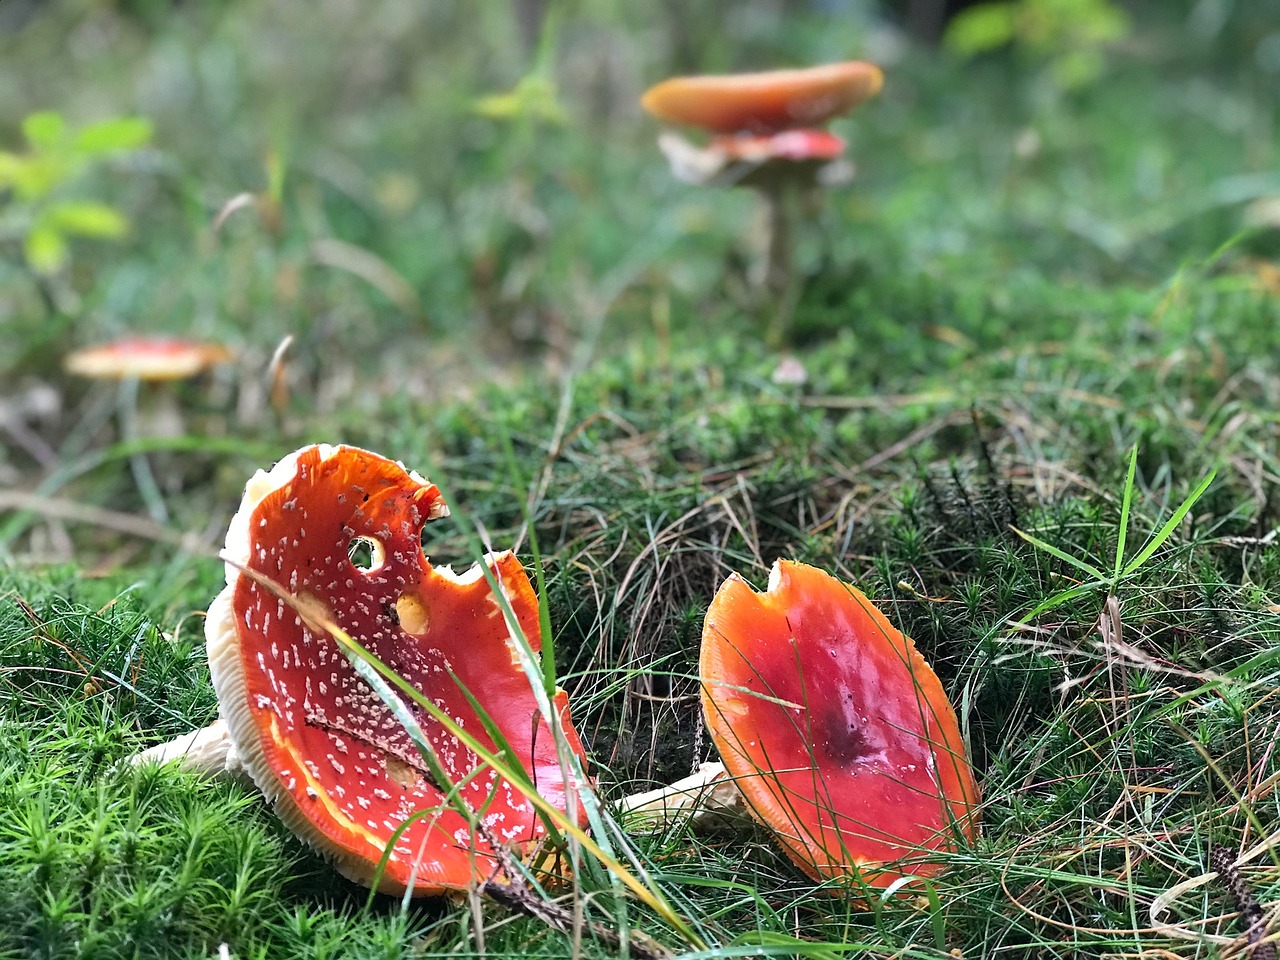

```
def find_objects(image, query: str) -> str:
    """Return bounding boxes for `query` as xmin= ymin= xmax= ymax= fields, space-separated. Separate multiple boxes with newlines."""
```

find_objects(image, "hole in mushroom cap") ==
xmin=347 ymin=536 xmax=385 ymax=575
xmin=419 ymin=521 xmax=448 ymax=559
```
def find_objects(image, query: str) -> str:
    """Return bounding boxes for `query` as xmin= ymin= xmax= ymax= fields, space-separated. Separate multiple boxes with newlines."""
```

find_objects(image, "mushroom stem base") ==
xmin=128 ymin=719 xmax=249 ymax=781
xmin=618 ymin=761 xmax=750 ymax=830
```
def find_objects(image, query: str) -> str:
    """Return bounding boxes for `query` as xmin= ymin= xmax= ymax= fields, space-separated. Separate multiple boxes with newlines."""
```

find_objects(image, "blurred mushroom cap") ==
xmin=641 ymin=61 xmax=883 ymax=134
xmin=64 ymin=337 xmax=234 ymax=381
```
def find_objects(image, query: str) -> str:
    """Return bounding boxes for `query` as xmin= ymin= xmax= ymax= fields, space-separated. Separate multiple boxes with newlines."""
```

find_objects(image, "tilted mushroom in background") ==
xmin=187 ymin=444 xmax=588 ymax=894
xmin=641 ymin=62 xmax=883 ymax=338
xmin=64 ymin=337 xmax=234 ymax=382
xmin=63 ymin=336 xmax=235 ymax=524
xmin=700 ymin=559 xmax=979 ymax=890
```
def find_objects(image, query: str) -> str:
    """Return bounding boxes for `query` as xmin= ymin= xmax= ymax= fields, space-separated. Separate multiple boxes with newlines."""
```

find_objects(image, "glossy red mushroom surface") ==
xmin=641 ymin=61 xmax=883 ymax=135
xmin=206 ymin=444 xmax=588 ymax=894
xmin=700 ymin=560 xmax=978 ymax=888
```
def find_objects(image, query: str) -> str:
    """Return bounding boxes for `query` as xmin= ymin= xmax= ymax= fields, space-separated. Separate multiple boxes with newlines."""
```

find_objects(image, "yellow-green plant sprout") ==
xmin=945 ymin=0 xmax=1131 ymax=90
xmin=1012 ymin=444 xmax=1217 ymax=622
xmin=0 ymin=111 xmax=152 ymax=274
xmin=474 ymin=74 xmax=567 ymax=127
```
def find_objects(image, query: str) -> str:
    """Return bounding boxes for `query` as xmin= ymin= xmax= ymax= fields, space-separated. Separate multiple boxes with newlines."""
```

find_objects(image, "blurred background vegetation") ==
xmin=2 ymin=0 xmax=1276 ymax=429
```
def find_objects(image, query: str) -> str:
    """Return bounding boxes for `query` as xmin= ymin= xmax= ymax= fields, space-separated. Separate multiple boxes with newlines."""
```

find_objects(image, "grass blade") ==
xmin=1120 ymin=467 xmax=1216 ymax=577
xmin=1113 ymin=444 xmax=1138 ymax=580
xmin=1011 ymin=526 xmax=1108 ymax=583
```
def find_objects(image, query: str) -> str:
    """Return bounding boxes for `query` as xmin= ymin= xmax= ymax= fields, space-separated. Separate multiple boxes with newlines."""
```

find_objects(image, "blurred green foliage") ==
xmin=0 ymin=111 xmax=152 ymax=274
xmin=945 ymin=0 xmax=1131 ymax=88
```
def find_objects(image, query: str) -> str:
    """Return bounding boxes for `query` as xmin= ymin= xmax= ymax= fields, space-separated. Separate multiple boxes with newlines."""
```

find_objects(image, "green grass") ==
xmin=4 ymin=0 xmax=1280 ymax=956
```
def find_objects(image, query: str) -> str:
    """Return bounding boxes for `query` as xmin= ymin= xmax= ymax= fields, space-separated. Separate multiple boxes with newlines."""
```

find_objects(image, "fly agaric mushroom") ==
xmin=641 ymin=62 xmax=883 ymax=341
xmin=700 ymin=559 xmax=978 ymax=889
xmin=641 ymin=62 xmax=884 ymax=134
xmin=64 ymin=336 xmax=234 ymax=381
xmin=64 ymin=336 xmax=234 ymax=523
xmin=203 ymin=443 xmax=588 ymax=894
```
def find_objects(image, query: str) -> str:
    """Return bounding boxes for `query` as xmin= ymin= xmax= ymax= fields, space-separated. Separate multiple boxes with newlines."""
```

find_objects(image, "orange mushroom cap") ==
xmin=64 ymin=336 xmax=233 ymax=380
xmin=641 ymin=61 xmax=883 ymax=135
xmin=206 ymin=444 xmax=589 ymax=895
xmin=700 ymin=560 xmax=978 ymax=889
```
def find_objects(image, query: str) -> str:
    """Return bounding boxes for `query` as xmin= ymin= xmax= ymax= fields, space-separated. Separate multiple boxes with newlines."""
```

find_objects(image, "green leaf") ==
xmin=1121 ymin=467 xmax=1217 ymax=577
xmin=0 ymin=152 xmax=21 ymax=188
xmin=1051 ymin=48 xmax=1105 ymax=89
xmin=1113 ymin=444 xmax=1138 ymax=580
xmin=264 ymin=147 xmax=287 ymax=203
xmin=24 ymin=224 xmax=68 ymax=274
xmin=22 ymin=112 xmax=67 ymax=151
xmin=1019 ymin=581 xmax=1105 ymax=623
xmin=46 ymin=201 xmax=128 ymax=239
xmin=75 ymin=117 xmax=153 ymax=155
xmin=1011 ymin=525 xmax=1108 ymax=582
xmin=944 ymin=3 xmax=1018 ymax=57
xmin=18 ymin=156 xmax=71 ymax=201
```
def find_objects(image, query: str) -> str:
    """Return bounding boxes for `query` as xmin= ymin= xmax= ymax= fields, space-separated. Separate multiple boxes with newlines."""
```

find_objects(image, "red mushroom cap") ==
xmin=656 ymin=129 xmax=852 ymax=189
xmin=700 ymin=560 xmax=978 ymax=889
xmin=709 ymin=129 xmax=847 ymax=163
xmin=641 ymin=62 xmax=883 ymax=135
xmin=206 ymin=444 xmax=588 ymax=894
xmin=64 ymin=336 xmax=233 ymax=380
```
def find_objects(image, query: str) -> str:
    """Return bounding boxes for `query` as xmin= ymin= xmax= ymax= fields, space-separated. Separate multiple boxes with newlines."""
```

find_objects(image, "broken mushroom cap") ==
xmin=64 ymin=336 xmax=234 ymax=381
xmin=641 ymin=61 xmax=884 ymax=135
xmin=700 ymin=560 xmax=978 ymax=889
xmin=206 ymin=444 xmax=589 ymax=895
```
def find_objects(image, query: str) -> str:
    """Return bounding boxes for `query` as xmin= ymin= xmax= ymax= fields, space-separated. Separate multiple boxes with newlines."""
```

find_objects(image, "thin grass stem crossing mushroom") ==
xmin=175 ymin=443 xmax=590 ymax=895
xmin=699 ymin=559 xmax=979 ymax=891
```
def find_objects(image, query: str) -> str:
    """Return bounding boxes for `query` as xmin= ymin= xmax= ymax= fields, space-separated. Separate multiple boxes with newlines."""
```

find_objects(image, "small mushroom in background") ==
xmin=140 ymin=444 xmax=590 ymax=895
xmin=641 ymin=62 xmax=883 ymax=342
xmin=64 ymin=337 xmax=234 ymax=383
xmin=700 ymin=559 xmax=979 ymax=891
xmin=63 ymin=336 xmax=234 ymax=523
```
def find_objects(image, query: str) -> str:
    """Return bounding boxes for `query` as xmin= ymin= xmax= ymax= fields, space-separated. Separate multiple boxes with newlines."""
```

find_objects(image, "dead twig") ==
xmin=1210 ymin=844 xmax=1277 ymax=960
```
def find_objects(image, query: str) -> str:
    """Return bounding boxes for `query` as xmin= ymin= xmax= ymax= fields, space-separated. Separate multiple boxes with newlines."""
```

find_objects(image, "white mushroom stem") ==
xmin=128 ymin=723 xmax=749 ymax=831
xmin=129 ymin=719 xmax=249 ymax=781
xmin=757 ymin=183 xmax=794 ymax=307
xmin=617 ymin=761 xmax=749 ymax=830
